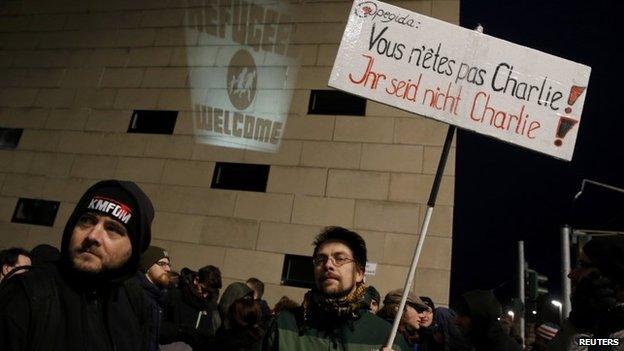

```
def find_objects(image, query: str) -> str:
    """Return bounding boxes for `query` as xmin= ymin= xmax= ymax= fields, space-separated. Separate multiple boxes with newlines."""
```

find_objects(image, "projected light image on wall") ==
xmin=184 ymin=0 xmax=300 ymax=153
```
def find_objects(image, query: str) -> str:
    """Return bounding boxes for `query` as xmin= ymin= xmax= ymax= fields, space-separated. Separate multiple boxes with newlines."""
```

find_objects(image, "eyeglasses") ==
xmin=155 ymin=261 xmax=171 ymax=268
xmin=312 ymin=255 xmax=356 ymax=267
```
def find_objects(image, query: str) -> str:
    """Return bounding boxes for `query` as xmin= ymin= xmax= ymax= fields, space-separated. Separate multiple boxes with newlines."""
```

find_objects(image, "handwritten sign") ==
xmin=329 ymin=0 xmax=591 ymax=160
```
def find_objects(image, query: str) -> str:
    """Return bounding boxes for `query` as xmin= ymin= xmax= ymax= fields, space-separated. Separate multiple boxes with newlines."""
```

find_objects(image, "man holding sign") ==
xmin=329 ymin=0 xmax=591 ymax=349
xmin=262 ymin=226 xmax=409 ymax=351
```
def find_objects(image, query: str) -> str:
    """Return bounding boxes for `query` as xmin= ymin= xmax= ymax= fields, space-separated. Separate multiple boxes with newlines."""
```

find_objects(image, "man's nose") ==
xmin=86 ymin=222 xmax=106 ymax=244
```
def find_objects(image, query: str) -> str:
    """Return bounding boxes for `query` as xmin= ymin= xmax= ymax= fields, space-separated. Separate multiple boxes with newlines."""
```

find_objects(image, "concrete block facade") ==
xmin=0 ymin=0 xmax=458 ymax=307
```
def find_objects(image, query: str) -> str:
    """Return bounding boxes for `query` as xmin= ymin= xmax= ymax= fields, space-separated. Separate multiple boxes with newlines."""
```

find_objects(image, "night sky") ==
xmin=451 ymin=0 xmax=624 ymax=306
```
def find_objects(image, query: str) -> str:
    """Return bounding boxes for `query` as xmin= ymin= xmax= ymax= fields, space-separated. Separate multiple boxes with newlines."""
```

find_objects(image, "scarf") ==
xmin=302 ymin=283 xmax=368 ymax=323
xmin=295 ymin=283 xmax=368 ymax=348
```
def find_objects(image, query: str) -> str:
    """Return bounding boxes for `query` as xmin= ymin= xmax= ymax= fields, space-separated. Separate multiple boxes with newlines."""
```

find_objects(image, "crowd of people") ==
xmin=0 ymin=179 xmax=622 ymax=351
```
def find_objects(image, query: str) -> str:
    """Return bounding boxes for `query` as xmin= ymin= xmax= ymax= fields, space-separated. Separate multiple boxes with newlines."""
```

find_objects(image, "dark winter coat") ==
xmin=136 ymin=272 xmax=167 ymax=351
xmin=262 ymin=306 xmax=410 ymax=351
xmin=209 ymin=325 xmax=263 ymax=351
xmin=0 ymin=263 xmax=150 ymax=351
xmin=420 ymin=307 xmax=472 ymax=351
xmin=162 ymin=283 xmax=221 ymax=349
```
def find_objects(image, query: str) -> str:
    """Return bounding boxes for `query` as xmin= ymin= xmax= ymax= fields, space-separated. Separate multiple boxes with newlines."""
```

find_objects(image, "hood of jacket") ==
xmin=218 ymin=282 xmax=254 ymax=317
xmin=60 ymin=180 xmax=154 ymax=284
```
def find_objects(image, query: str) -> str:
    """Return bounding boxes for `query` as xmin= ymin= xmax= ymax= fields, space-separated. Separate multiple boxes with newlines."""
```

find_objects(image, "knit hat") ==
xmin=77 ymin=185 xmax=139 ymax=239
xmin=384 ymin=289 xmax=428 ymax=311
xmin=30 ymin=244 xmax=60 ymax=265
xmin=364 ymin=285 xmax=381 ymax=304
xmin=139 ymin=245 xmax=169 ymax=273
xmin=420 ymin=296 xmax=435 ymax=311
xmin=583 ymin=235 xmax=624 ymax=284
xmin=61 ymin=180 xmax=154 ymax=280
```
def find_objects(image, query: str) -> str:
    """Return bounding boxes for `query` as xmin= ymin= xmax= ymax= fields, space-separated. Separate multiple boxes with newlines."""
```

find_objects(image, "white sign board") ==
xmin=329 ymin=0 xmax=591 ymax=160
xmin=365 ymin=262 xmax=377 ymax=276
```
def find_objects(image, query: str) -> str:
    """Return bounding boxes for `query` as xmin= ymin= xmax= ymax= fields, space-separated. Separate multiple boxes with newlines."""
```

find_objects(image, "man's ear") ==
xmin=355 ymin=265 xmax=365 ymax=283
xmin=1 ymin=264 xmax=11 ymax=276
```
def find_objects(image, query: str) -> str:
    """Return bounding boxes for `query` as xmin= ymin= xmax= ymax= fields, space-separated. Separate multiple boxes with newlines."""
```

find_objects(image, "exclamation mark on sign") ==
xmin=564 ymin=85 xmax=586 ymax=114
xmin=554 ymin=117 xmax=578 ymax=146
xmin=554 ymin=85 xmax=586 ymax=147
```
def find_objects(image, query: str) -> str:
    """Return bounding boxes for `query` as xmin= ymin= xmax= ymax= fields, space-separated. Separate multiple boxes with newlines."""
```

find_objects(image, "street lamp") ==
xmin=551 ymin=300 xmax=563 ymax=323
xmin=507 ymin=310 xmax=515 ymax=321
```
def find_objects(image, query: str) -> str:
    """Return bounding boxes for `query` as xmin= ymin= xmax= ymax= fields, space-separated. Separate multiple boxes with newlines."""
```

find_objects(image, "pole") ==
xmin=385 ymin=126 xmax=456 ymax=348
xmin=561 ymin=225 xmax=572 ymax=319
xmin=518 ymin=241 xmax=525 ymax=348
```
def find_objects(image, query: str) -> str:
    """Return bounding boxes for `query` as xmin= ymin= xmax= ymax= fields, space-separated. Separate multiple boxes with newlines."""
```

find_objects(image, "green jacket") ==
xmin=262 ymin=307 xmax=410 ymax=351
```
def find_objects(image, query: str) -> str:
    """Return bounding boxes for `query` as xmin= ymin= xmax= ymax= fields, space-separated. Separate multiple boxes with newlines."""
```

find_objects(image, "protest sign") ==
xmin=329 ymin=0 xmax=591 ymax=160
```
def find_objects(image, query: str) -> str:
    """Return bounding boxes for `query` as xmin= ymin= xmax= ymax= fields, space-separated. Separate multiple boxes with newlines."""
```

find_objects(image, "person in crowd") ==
xmin=272 ymin=296 xmax=299 ymax=316
xmin=262 ymin=226 xmax=410 ymax=350
xmin=199 ymin=265 xmax=222 ymax=304
xmin=499 ymin=311 xmax=523 ymax=346
xmin=162 ymin=266 xmax=222 ymax=350
xmin=364 ymin=285 xmax=381 ymax=313
xmin=419 ymin=297 xmax=435 ymax=327
xmin=247 ymin=277 xmax=272 ymax=321
xmin=0 ymin=179 xmax=155 ymax=351
xmin=30 ymin=244 xmax=60 ymax=265
xmin=454 ymin=290 xmax=522 ymax=351
xmin=136 ymin=245 xmax=172 ymax=351
xmin=417 ymin=296 xmax=473 ymax=351
xmin=548 ymin=235 xmax=624 ymax=351
xmin=0 ymin=247 xmax=31 ymax=284
xmin=415 ymin=296 xmax=440 ymax=351
xmin=168 ymin=270 xmax=181 ymax=288
xmin=377 ymin=289 xmax=429 ymax=348
xmin=218 ymin=282 xmax=255 ymax=319
xmin=211 ymin=298 xmax=265 ymax=351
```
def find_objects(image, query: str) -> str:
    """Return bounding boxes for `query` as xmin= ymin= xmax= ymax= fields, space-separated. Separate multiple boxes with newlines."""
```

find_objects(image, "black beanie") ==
xmin=31 ymin=244 xmax=60 ymax=265
xmin=583 ymin=235 xmax=624 ymax=284
xmin=61 ymin=180 xmax=154 ymax=278
xmin=80 ymin=185 xmax=139 ymax=239
xmin=420 ymin=296 xmax=435 ymax=311
xmin=139 ymin=246 xmax=169 ymax=273
xmin=365 ymin=285 xmax=380 ymax=303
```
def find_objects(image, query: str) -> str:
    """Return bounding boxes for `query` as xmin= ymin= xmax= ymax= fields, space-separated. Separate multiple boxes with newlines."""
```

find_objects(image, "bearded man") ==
xmin=137 ymin=246 xmax=172 ymax=351
xmin=262 ymin=226 xmax=409 ymax=351
xmin=0 ymin=180 xmax=154 ymax=351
